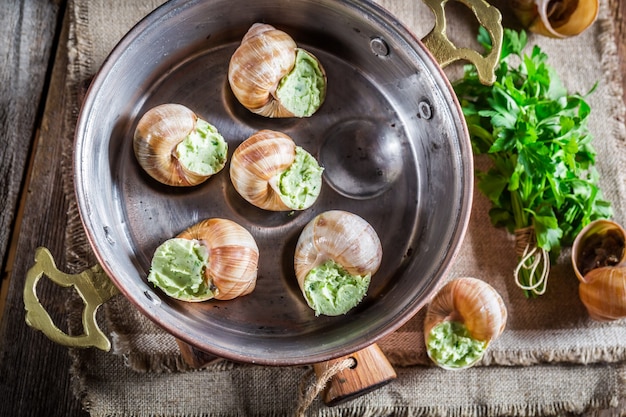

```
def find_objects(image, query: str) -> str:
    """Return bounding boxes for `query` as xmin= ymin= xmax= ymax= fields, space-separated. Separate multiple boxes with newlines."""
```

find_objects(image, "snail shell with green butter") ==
xmin=294 ymin=210 xmax=382 ymax=316
xmin=148 ymin=218 xmax=259 ymax=302
xmin=228 ymin=23 xmax=327 ymax=118
xmin=133 ymin=103 xmax=228 ymax=186
xmin=423 ymin=277 xmax=507 ymax=370
xmin=229 ymin=129 xmax=324 ymax=211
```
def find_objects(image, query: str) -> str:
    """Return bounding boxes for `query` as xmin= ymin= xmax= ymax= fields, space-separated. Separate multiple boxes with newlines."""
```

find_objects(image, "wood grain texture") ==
xmin=612 ymin=0 xmax=626 ymax=106
xmin=0 ymin=1 xmax=88 ymax=416
xmin=0 ymin=0 xmax=64 ymax=280
xmin=313 ymin=344 xmax=397 ymax=406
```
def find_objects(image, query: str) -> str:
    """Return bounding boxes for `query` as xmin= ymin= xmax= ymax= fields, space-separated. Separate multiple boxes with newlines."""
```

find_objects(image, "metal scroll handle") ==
xmin=24 ymin=247 xmax=119 ymax=351
xmin=422 ymin=0 xmax=503 ymax=86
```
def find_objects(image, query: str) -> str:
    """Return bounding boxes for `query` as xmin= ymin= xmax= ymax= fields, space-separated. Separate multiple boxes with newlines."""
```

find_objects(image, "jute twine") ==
xmin=514 ymin=226 xmax=550 ymax=296
xmin=295 ymin=358 xmax=356 ymax=417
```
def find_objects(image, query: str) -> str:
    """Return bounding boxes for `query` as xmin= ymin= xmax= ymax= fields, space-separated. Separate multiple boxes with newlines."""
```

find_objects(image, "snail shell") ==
xmin=133 ymin=103 xmax=227 ymax=186
xmin=294 ymin=210 xmax=382 ymax=310
xmin=571 ymin=219 xmax=626 ymax=321
xmin=424 ymin=277 xmax=507 ymax=368
xmin=178 ymin=219 xmax=259 ymax=300
xmin=229 ymin=129 xmax=323 ymax=211
xmin=510 ymin=0 xmax=598 ymax=38
xmin=228 ymin=23 xmax=327 ymax=118
xmin=149 ymin=218 xmax=259 ymax=302
xmin=579 ymin=268 xmax=626 ymax=321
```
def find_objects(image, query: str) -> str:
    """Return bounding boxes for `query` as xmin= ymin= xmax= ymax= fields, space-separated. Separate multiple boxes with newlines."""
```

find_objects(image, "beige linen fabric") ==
xmin=63 ymin=0 xmax=626 ymax=415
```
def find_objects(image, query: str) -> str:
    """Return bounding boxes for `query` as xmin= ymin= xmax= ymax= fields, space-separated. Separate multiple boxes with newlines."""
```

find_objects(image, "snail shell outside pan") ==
xmin=510 ymin=0 xmax=598 ymax=38
xmin=423 ymin=277 xmax=507 ymax=370
xmin=294 ymin=210 xmax=382 ymax=316
xmin=228 ymin=23 xmax=327 ymax=118
xmin=147 ymin=218 xmax=259 ymax=302
xmin=229 ymin=129 xmax=324 ymax=211
xmin=133 ymin=103 xmax=228 ymax=186
xmin=571 ymin=219 xmax=626 ymax=321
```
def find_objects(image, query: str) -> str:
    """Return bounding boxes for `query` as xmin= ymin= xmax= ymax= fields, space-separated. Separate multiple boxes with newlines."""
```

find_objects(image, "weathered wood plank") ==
xmin=612 ymin=0 xmax=626 ymax=106
xmin=0 ymin=0 xmax=64 ymax=280
xmin=0 ymin=1 xmax=88 ymax=416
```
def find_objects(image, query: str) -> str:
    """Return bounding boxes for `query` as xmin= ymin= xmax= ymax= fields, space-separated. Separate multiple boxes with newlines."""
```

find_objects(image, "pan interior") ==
xmin=74 ymin=0 xmax=472 ymax=365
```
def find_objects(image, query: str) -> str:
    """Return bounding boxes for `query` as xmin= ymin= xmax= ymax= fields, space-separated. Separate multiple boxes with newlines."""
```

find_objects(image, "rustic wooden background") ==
xmin=0 ymin=1 xmax=624 ymax=416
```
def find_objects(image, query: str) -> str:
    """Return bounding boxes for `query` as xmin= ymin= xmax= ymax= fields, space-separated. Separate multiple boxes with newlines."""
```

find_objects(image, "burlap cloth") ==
xmin=63 ymin=0 xmax=626 ymax=415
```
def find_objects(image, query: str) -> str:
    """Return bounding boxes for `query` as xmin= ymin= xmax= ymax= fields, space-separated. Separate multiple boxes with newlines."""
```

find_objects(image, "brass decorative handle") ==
xmin=422 ymin=0 xmax=503 ymax=85
xmin=23 ymin=247 xmax=118 ymax=351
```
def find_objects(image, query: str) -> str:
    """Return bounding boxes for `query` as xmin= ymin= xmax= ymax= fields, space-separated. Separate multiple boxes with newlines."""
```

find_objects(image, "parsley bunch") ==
xmin=454 ymin=28 xmax=612 ymax=297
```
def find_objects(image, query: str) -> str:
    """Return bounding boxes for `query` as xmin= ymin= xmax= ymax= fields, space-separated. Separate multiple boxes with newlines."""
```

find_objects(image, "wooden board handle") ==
xmin=313 ymin=343 xmax=396 ymax=406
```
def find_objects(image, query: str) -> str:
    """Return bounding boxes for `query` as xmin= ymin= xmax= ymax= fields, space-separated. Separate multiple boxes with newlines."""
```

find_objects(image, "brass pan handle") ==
xmin=422 ymin=0 xmax=503 ymax=85
xmin=24 ymin=247 xmax=118 ymax=351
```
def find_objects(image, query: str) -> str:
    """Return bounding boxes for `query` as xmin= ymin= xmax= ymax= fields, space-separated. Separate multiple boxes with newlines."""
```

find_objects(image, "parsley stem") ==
xmin=512 ymin=189 xmax=544 ymax=298
xmin=511 ymin=190 xmax=528 ymax=230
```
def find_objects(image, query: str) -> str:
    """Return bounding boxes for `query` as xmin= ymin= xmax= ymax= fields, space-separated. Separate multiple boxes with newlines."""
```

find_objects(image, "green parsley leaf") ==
xmin=453 ymin=29 xmax=613 ymax=297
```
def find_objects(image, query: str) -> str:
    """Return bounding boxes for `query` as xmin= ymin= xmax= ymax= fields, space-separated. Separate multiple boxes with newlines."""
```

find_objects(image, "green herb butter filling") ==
xmin=303 ymin=259 xmax=370 ymax=316
xmin=278 ymin=146 xmax=324 ymax=210
xmin=176 ymin=119 xmax=228 ymax=176
xmin=276 ymin=49 xmax=326 ymax=117
xmin=147 ymin=238 xmax=214 ymax=301
xmin=426 ymin=321 xmax=487 ymax=369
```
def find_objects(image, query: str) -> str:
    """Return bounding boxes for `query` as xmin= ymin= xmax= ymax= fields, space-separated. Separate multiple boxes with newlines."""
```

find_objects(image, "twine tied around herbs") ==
xmin=514 ymin=226 xmax=550 ymax=296
xmin=294 ymin=357 xmax=356 ymax=417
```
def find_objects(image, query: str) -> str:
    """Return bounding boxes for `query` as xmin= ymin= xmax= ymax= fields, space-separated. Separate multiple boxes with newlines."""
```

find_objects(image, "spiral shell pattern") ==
xmin=133 ymin=103 xmax=226 ymax=186
xmin=294 ymin=210 xmax=382 ymax=290
xmin=230 ymin=129 xmax=320 ymax=211
xmin=424 ymin=277 xmax=507 ymax=344
xmin=228 ymin=23 xmax=326 ymax=118
xmin=177 ymin=218 xmax=259 ymax=300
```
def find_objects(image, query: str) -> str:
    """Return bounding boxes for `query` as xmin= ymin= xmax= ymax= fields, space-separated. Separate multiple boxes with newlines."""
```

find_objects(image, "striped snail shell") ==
xmin=148 ymin=218 xmax=259 ymax=302
xmin=228 ymin=23 xmax=327 ymax=118
xmin=229 ymin=129 xmax=324 ymax=211
xmin=133 ymin=103 xmax=227 ymax=186
xmin=424 ymin=277 xmax=507 ymax=369
xmin=294 ymin=210 xmax=382 ymax=316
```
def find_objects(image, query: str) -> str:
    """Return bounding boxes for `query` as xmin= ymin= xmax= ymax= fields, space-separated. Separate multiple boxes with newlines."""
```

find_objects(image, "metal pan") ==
xmin=26 ymin=0 xmax=501 ymax=369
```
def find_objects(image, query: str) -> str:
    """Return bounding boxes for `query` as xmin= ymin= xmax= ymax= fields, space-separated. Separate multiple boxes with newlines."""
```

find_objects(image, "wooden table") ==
xmin=1 ymin=1 xmax=624 ymax=415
